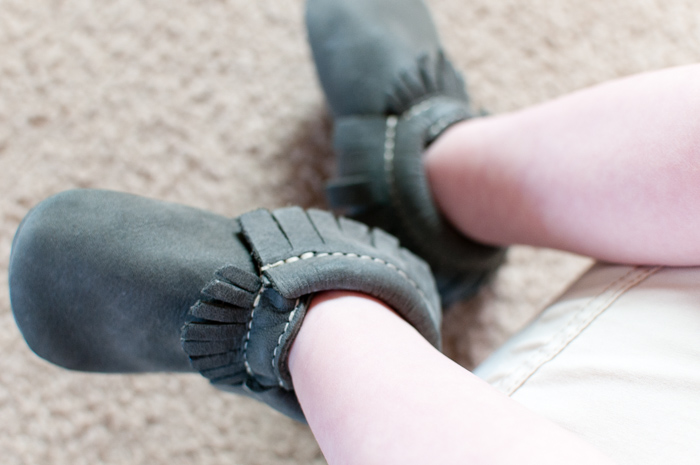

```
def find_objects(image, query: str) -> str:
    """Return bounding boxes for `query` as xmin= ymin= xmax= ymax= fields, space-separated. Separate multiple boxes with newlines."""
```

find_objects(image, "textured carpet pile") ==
xmin=1 ymin=1 xmax=698 ymax=464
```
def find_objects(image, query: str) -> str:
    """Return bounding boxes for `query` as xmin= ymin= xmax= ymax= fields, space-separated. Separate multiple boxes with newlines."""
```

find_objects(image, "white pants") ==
xmin=475 ymin=264 xmax=700 ymax=464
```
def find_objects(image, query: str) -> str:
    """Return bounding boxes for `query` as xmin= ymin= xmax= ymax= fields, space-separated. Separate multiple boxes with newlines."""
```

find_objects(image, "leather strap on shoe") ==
xmin=327 ymin=109 xmax=505 ymax=305
xmin=325 ymin=50 xmax=507 ymax=306
xmin=182 ymin=207 xmax=441 ymax=422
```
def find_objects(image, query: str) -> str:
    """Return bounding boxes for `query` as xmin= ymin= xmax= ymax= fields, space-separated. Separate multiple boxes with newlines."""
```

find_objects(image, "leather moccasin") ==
xmin=9 ymin=189 xmax=441 ymax=421
xmin=306 ymin=0 xmax=506 ymax=306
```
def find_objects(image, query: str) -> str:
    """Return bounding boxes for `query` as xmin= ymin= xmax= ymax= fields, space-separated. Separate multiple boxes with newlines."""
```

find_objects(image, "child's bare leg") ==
xmin=289 ymin=291 xmax=616 ymax=465
xmin=426 ymin=64 xmax=700 ymax=265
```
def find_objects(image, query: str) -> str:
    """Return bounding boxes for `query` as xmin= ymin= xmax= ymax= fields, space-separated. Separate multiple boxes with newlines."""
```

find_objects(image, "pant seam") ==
xmin=496 ymin=265 xmax=663 ymax=396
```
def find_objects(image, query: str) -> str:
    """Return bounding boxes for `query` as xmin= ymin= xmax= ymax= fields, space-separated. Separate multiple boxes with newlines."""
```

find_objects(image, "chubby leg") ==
xmin=289 ymin=291 xmax=616 ymax=465
xmin=426 ymin=64 xmax=700 ymax=265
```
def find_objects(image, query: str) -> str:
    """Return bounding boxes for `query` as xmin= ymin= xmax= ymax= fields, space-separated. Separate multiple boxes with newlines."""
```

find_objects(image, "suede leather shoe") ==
xmin=306 ymin=0 xmax=506 ymax=306
xmin=9 ymin=189 xmax=441 ymax=421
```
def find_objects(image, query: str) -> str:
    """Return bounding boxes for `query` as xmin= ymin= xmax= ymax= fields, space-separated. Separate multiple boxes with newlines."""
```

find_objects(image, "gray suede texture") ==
xmin=308 ymin=0 xmax=506 ymax=305
xmin=9 ymin=189 xmax=247 ymax=373
xmin=10 ymin=190 xmax=441 ymax=423
xmin=306 ymin=0 xmax=441 ymax=117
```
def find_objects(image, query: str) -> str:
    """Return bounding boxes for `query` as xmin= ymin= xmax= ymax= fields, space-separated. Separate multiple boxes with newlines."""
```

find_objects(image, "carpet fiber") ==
xmin=1 ymin=1 xmax=698 ymax=463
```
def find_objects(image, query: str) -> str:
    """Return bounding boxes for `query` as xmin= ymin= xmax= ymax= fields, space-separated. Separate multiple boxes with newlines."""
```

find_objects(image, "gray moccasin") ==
xmin=9 ymin=189 xmax=440 ymax=422
xmin=306 ymin=0 xmax=506 ymax=306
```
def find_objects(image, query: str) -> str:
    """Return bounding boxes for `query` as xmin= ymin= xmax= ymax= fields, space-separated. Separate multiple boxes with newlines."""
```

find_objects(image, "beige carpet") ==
xmin=1 ymin=1 xmax=698 ymax=464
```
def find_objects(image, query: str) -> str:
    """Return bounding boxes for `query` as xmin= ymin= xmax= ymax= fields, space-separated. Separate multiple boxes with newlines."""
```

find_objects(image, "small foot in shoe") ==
xmin=9 ymin=189 xmax=441 ymax=421
xmin=306 ymin=0 xmax=506 ymax=306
